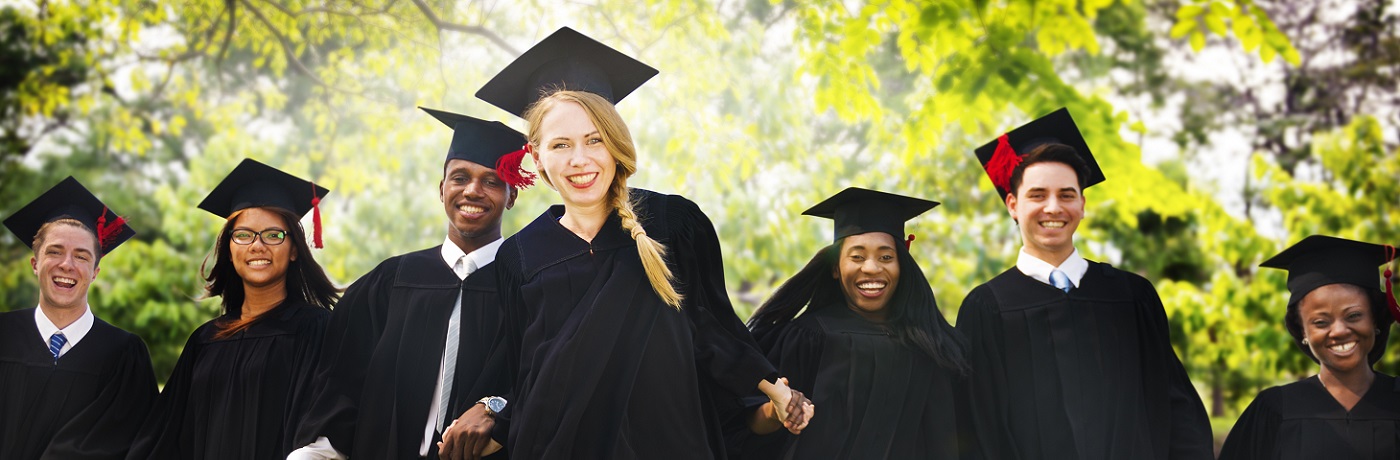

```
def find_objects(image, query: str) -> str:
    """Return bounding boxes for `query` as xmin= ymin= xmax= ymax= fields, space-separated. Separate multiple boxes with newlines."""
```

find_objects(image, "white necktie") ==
xmin=437 ymin=257 xmax=476 ymax=430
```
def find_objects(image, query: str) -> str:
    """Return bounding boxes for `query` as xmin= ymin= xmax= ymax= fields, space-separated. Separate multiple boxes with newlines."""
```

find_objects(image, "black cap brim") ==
xmin=198 ymin=158 xmax=330 ymax=219
xmin=475 ymin=27 xmax=658 ymax=118
xmin=1260 ymin=235 xmax=1397 ymax=301
xmin=3 ymin=176 xmax=135 ymax=255
xmin=803 ymin=187 xmax=939 ymax=242
xmin=420 ymin=107 xmax=526 ymax=168
xmin=973 ymin=108 xmax=1105 ymax=199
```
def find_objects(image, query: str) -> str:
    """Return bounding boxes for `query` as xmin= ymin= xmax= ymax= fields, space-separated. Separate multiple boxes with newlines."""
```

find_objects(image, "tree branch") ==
xmin=410 ymin=0 xmax=518 ymax=55
xmin=238 ymin=0 xmax=365 ymax=97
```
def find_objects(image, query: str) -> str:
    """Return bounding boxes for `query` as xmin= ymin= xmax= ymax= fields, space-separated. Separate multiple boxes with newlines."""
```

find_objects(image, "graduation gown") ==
xmin=0 ymin=308 xmax=157 ymax=460
xmin=493 ymin=189 xmax=778 ymax=460
xmin=126 ymin=302 xmax=329 ymax=460
xmin=955 ymin=262 xmax=1213 ymax=460
xmin=1218 ymin=373 xmax=1400 ymax=459
xmin=741 ymin=302 xmax=968 ymax=459
xmin=293 ymin=246 xmax=510 ymax=459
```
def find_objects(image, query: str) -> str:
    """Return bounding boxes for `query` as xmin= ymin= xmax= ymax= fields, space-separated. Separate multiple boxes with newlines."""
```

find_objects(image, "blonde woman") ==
xmin=474 ymin=28 xmax=811 ymax=459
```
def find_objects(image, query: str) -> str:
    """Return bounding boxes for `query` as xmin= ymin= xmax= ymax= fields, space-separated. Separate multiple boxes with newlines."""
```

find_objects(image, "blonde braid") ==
xmin=610 ymin=179 xmax=683 ymax=309
xmin=525 ymin=89 xmax=682 ymax=309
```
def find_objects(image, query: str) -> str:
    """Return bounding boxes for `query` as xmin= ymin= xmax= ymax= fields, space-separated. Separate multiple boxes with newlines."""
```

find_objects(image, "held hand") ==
xmin=765 ymin=377 xmax=814 ymax=434
xmin=436 ymin=403 xmax=497 ymax=460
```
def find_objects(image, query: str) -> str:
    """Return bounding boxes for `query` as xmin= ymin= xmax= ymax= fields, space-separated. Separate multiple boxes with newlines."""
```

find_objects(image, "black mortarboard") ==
xmin=1260 ymin=235 xmax=1397 ymax=306
xmin=973 ymin=107 xmax=1106 ymax=199
xmin=803 ymin=188 xmax=939 ymax=242
xmin=475 ymin=27 xmax=658 ymax=118
xmin=197 ymin=158 xmax=330 ymax=247
xmin=3 ymin=176 xmax=135 ymax=255
xmin=420 ymin=107 xmax=526 ymax=168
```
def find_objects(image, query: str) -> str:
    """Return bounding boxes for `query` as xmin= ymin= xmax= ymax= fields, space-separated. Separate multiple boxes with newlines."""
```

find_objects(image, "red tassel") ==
xmin=495 ymin=145 xmax=538 ymax=189
xmin=905 ymin=234 xmax=916 ymax=250
xmin=310 ymin=182 xmax=323 ymax=249
xmin=987 ymin=134 xmax=1023 ymax=195
xmin=1386 ymin=245 xmax=1398 ymax=322
xmin=95 ymin=206 xmax=126 ymax=252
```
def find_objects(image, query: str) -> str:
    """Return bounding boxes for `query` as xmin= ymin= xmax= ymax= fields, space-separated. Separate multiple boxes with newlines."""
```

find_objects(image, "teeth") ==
xmin=53 ymin=277 xmax=77 ymax=287
xmin=568 ymin=173 xmax=597 ymax=184
xmin=857 ymin=281 xmax=886 ymax=290
xmin=248 ymin=260 xmax=271 ymax=266
xmin=1330 ymin=342 xmax=1356 ymax=353
xmin=460 ymin=205 xmax=486 ymax=213
xmin=1041 ymin=221 xmax=1066 ymax=228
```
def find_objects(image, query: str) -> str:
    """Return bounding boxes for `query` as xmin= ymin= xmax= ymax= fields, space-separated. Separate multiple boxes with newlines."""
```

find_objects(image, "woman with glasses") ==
xmin=127 ymin=159 xmax=340 ymax=460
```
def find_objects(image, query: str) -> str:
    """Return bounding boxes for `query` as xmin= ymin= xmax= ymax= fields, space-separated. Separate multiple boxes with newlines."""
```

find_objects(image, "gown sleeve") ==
xmin=669 ymin=196 xmax=778 ymax=395
xmin=46 ymin=332 xmax=157 ymax=460
xmin=488 ymin=241 xmax=527 ymax=445
xmin=1132 ymin=275 xmax=1214 ymax=459
xmin=738 ymin=320 xmax=825 ymax=458
xmin=282 ymin=308 xmax=331 ymax=455
xmin=1216 ymin=387 xmax=1281 ymax=460
xmin=127 ymin=327 xmax=203 ymax=460
xmin=294 ymin=261 xmax=394 ymax=452
xmin=955 ymin=285 xmax=1018 ymax=460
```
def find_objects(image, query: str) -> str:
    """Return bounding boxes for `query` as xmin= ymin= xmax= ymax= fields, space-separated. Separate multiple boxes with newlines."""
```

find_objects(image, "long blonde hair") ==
xmin=524 ymin=90 xmax=682 ymax=309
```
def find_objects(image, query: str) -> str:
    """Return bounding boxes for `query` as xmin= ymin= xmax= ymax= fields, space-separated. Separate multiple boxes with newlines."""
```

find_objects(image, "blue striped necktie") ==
xmin=49 ymin=332 xmax=68 ymax=362
xmin=1050 ymin=269 xmax=1072 ymax=293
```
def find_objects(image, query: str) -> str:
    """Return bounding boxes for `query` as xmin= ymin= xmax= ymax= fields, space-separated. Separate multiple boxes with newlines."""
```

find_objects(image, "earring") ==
xmin=1301 ymin=338 xmax=1310 ymax=345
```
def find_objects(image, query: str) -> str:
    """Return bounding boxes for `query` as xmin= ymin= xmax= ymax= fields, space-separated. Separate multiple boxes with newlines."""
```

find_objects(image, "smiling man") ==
xmin=0 ymin=177 xmax=157 ymax=459
xmin=290 ymin=108 xmax=524 ymax=460
xmin=956 ymin=109 xmax=1213 ymax=460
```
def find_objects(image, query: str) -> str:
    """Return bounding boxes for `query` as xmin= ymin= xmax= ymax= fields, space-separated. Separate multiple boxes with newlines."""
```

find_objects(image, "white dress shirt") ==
xmin=1015 ymin=247 xmax=1088 ymax=289
xmin=35 ymin=305 xmax=94 ymax=358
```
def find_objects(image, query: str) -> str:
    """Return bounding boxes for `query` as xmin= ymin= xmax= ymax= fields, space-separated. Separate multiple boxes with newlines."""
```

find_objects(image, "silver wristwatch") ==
xmin=477 ymin=396 xmax=507 ymax=416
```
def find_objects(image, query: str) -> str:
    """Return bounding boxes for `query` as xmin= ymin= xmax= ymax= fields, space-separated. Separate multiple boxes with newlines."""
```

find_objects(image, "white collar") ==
xmin=440 ymin=236 xmax=503 ymax=280
xmin=1015 ymin=247 xmax=1088 ymax=288
xmin=34 ymin=305 xmax=95 ymax=356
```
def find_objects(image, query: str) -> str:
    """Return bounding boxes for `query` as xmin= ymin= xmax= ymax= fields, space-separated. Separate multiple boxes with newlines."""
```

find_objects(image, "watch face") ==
xmin=487 ymin=397 xmax=507 ymax=413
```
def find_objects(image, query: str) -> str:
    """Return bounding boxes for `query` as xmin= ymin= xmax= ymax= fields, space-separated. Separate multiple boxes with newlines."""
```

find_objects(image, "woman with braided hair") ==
xmin=474 ymin=28 xmax=812 ymax=459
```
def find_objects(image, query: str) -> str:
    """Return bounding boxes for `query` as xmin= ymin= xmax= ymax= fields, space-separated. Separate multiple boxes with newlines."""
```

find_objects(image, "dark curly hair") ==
xmin=1283 ymin=283 xmax=1393 ymax=365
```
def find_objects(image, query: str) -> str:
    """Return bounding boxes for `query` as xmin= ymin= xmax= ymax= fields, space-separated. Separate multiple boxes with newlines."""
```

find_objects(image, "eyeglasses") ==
xmin=230 ymin=229 xmax=288 ymax=246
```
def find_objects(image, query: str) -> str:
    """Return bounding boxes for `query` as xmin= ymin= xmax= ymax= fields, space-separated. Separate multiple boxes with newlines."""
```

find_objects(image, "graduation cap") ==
xmin=420 ymin=107 xmax=535 ymax=188
xmin=1260 ymin=235 xmax=1400 ymax=322
xmin=973 ymin=108 xmax=1105 ymax=200
xmin=803 ymin=187 xmax=940 ymax=248
xmin=197 ymin=158 xmax=331 ymax=248
xmin=475 ymin=27 xmax=658 ymax=118
xmin=3 ymin=176 xmax=135 ymax=255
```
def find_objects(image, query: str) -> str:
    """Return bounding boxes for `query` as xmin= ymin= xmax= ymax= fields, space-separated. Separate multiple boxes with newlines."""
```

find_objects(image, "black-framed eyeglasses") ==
xmin=230 ymin=229 xmax=288 ymax=246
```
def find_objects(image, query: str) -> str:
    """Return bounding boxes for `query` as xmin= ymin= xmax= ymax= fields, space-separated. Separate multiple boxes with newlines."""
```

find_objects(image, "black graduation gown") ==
xmin=294 ymin=246 xmax=509 ymax=459
xmin=955 ymin=262 xmax=1213 ymax=460
xmin=0 ymin=308 xmax=157 ymax=460
xmin=126 ymin=302 xmax=329 ymax=460
xmin=741 ymin=303 xmax=967 ymax=459
xmin=493 ymin=189 xmax=778 ymax=460
xmin=1218 ymin=373 xmax=1400 ymax=459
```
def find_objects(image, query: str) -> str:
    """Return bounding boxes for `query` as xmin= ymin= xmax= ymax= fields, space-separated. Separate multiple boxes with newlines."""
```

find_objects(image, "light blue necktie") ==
xmin=1050 ymin=269 xmax=1072 ymax=293
xmin=437 ymin=257 xmax=476 ymax=430
xmin=49 ymin=332 xmax=67 ymax=362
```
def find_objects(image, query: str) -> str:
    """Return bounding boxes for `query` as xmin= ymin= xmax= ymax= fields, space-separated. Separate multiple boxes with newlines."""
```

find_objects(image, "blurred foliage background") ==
xmin=2 ymin=0 xmax=1397 ymax=447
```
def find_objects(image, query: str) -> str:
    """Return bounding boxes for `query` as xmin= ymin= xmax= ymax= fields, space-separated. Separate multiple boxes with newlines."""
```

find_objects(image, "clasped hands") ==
xmin=436 ymin=403 xmax=501 ymax=460
xmin=762 ymin=377 xmax=815 ymax=434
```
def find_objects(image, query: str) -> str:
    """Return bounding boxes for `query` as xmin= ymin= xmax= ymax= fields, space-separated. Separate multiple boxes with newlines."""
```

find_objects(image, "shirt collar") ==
xmin=440 ymin=236 xmax=503 ymax=280
xmin=1015 ymin=247 xmax=1087 ymax=288
xmin=34 ymin=305 xmax=95 ymax=348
